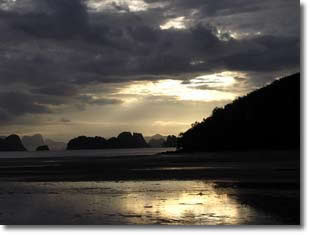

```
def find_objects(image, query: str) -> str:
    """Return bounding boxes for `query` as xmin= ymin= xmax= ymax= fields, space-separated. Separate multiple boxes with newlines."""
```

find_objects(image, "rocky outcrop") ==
xmin=144 ymin=134 xmax=167 ymax=143
xmin=163 ymin=135 xmax=178 ymax=147
xmin=117 ymin=132 xmax=148 ymax=148
xmin=0 ymin=134 xmax=27 ymax=151
xmin=45 ymin=139 xmax=66 ymax=151
xmin=117 ymin=132 xmax=135 ymax=148
xmin=147 ymin=134 xmax=176 ymax=148
xmin=148 ymin=138 xmax=165 ymax=148
xmin=36 ymin=145 xmax=50 ymax=151
xmin=22 ymin=134 xmax=45 ymax=151
xmin=67 ymin=136 xmax=107 ymax=150
xmin=107 ymin=137 xmax=120 ymax=148
xmin=67 ymin=132 xmax=149 ymax=150
xmin=132 ymin=133 xmax=149 ymax=148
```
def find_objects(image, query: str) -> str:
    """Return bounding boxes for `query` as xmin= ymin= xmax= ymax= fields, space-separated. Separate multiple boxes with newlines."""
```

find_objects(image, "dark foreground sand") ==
xmin=0 ymin=150 xmax=300 ymax=225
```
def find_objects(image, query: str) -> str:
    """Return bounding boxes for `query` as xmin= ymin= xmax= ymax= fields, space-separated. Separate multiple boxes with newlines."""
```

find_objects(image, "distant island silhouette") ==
xmin=146 ymin=134 xmax=166 ymax=147
xmin=148 ymin=137 xmax=165 ymax=148
xmin=178 ymin=73 xmax=300 ymax=151
xmin=22 ymin=134 xmax=66 ymax=151
xmin=0 ymin=135 xmax=27 ymax=151
xmin=36 ymin=145 xmax=50 ymax=151
xmin=67 ymin=132 xmax=149 ymax=150
xmin=22 ymin=134 xmax=45 ymax=151
xmin=163 ymin=135 xmax=178 ymax=147
xmin=44 ymin=139 xmax=66 ymax=151
xmin=0 ymin=132 xmax=177 ymax=152
xmin=146 ymin=134 xmax=177 ymax=148
xmin=144 ymin=134 xmax=167 ymax=142
xmin=0 ymin=73 xmax=299 ymax=153
xmin=0 ymin=134 xmax=67 ymax=152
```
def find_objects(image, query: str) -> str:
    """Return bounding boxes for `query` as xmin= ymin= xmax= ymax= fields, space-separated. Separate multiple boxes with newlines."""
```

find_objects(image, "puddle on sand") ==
xmin=0 ymin=181 xmax=281 ymax=225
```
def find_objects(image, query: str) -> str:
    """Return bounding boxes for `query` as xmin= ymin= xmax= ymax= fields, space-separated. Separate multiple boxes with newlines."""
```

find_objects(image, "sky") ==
xmin=0 ymin=0 xmax=300 ymax=142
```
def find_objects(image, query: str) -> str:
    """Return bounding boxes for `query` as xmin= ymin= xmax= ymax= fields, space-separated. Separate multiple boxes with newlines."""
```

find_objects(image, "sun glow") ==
xmin=160 ymin=16 xmax=187 ymax=30
xmin=230 ymin=31 xmax=262 ymax=40
xmin=190 ymin=71 xmax=239 ymax=88
xmin=119 ymin=80 xmax=233 ymax=102
xmin=119 ymin=72 xmax=243 ymax=102
xmin=87 ymin=0 xmax=157 ymax=12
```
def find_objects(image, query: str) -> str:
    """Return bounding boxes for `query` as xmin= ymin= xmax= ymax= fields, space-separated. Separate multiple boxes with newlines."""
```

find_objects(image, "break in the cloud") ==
xmin=0 ymin=0 xmax=300 ymax=141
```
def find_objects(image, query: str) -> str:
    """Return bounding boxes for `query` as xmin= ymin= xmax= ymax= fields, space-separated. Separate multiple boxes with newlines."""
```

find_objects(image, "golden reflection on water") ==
xmin=120 ymin=181 xmax=253 ymax=225
xmin=1 ymin=180 xmax=269 ymax=225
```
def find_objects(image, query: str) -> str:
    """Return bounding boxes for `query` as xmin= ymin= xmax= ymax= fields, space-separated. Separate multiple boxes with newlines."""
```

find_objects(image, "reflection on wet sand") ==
xmin=0 ymin=180 xmax=281 ymax=225
xmin=121 ymin=182 xmax=253 ymax=225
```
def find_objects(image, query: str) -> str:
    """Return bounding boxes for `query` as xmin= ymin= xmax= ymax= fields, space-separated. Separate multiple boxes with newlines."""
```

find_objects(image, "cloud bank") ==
xmin=0 ymin=0 xmax=300 ymax=140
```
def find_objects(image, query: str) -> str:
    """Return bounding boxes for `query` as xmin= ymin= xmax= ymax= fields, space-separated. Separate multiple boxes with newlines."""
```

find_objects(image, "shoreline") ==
xmin=0 ymin=149 xmax=300 ymax=182
xmin=0 ymin=149 xmax=300 ymax=225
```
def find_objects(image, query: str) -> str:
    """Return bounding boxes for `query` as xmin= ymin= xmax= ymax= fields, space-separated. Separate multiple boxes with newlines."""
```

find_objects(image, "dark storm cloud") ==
xmin=2 ymin=0 xmax=88 ymax=40
xmin=221 ymin=35 xmax=299 ymax=72
xmin=0 ymin=91 xmax=51 ymax=122
xmin=0 ymin=108 xmax=10 ymax=122
xmin=0 ymin=0 xmax=300 ymax=124
xmin=144 ymin=0 xmax=263 ymax=16
xmin=31 ymin=84 xmax=78 ymax=97
xmin=77 ymin=95 xmax=123 ymax=105
xmin=0 ymin=0 xmax=299 ymax=81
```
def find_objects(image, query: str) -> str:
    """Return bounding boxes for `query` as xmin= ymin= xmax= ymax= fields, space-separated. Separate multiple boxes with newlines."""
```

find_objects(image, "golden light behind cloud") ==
xmin=160 ymin=16 xmax=187 ymax=30
xmin=190 ymin=71 xmax=240 ymax=87
xmin=88 ymin=0 xmax=152 ymax=12
xmin=118 ymin=72 xmax=242 ymax=102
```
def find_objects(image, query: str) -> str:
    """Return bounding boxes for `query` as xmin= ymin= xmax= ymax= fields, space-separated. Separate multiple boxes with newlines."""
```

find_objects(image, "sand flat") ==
xmin=0 ymin=150 xmax=300 ymax=225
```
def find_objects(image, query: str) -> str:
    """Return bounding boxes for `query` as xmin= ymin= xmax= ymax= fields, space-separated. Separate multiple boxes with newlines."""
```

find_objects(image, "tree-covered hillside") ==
xmin=178 ymin=73 xmax=300 ymax=151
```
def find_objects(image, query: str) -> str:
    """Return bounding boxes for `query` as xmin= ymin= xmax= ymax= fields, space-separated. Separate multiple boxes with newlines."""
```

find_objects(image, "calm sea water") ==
xmin=0 ymin=147 xmax=175 ymax=159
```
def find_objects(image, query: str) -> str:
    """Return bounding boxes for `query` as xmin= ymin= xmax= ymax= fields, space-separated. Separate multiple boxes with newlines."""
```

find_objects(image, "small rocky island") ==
xmin=36 ymin=145 xmax=50 ymax=151
xmin=67 ymin=132 xmax=149 ymax=150
xmin=0 ymin=134 xmax=27 ymax=151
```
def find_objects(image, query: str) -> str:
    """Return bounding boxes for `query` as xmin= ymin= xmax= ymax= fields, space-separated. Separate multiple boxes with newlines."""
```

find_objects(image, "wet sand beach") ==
xmin=0 ymin=150 xmax=300 ymax=225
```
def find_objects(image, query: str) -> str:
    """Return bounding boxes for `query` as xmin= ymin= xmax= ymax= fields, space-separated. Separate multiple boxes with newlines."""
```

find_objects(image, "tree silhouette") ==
xmin=178 ymin=73 xmax=300 ymax=152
